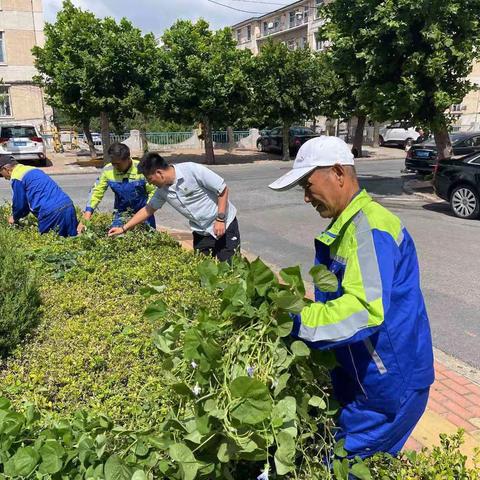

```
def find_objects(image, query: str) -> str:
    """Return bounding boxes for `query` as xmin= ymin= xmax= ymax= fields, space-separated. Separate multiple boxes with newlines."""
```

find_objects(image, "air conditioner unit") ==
xmin=268 ymin=22 xmax=274 ymax=29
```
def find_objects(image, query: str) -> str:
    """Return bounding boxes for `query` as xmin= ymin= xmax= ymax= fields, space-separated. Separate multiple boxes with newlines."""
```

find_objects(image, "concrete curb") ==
xmin=402 ymin=178 xmax=443 ymax=203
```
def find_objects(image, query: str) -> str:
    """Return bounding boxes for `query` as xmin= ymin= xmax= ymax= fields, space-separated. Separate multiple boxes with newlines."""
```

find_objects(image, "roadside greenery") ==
xmin=0 ymin=228 xmax=41 ymax=358
xmin=1 ymin=208 xmax=479 ymax=478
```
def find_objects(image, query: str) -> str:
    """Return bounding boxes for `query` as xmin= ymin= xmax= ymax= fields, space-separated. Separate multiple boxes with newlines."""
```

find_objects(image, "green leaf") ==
xmin=310 ymin=264 xmax=338 ymax=292
xmin=334 ymin=439 xmax=348 ymax=458
xmin=217 ymin=441 xmax=230 ymax=463
xmin=132 ymin=471 xmax=148 ymax=480
xmin=275 ymin=313 xmax=294 ymax=337
xmin=169 ymin=443 xmax=199 ymax=480
xmin=333 ymin=458 xmax=350 ymax=480
xmin=273 ymin=373 xmax=290 ymax=398
xmin=144 ymin=300 xmax=167 ymax=322
xmin=197 ymin=259 xmax=219 ymax=290
xmin=270 ymin=290 xmax=306 ymax=313
xmin=104 ymin=454 xmax=132 ymax=480
xmin=291 ymin=340 xmax=310 ymax=357
xmin=308 ymin=395 xmax=327 ymax=410
xmin=280 ymin=265 xmax=305 ymax=295
xmin=39 ymin=441 xmax=64 ymax=475
xmin=248 ymin=258 xmax=276 ymax=296
xmin=350 ymin=462 xmax=373 ymax=480
xmin=229 ymin=376 xmax=272 ymax=425
xmin=274 ymin=431 xmax=296 ymax=475
xmin=4 ymin=447 xmax=40 ymax=477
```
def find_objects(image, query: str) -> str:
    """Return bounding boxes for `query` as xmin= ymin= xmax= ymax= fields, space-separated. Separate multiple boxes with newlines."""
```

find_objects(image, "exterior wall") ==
xmin=450 ymin=62 xmax=480 ymax=132
xmin=0 ymin=0 xmax=51 ymax=127
xmin=233 ymin=0 xmax=329 ymax=55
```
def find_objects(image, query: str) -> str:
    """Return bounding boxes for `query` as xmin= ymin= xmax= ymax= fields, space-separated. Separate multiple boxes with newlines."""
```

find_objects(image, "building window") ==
xmin=0 ymin=86 xmax=12 ymax=117
xmin=315 ymin=31 xmax=326 ymax=50
xmin=247 ymin=25 xmax=251 ymax=41
xmin=263 ymin=22 xmax=268 ymax=36
xmin=237 ymin=29 xmax=242 ymax=43
xmin=315 ymin=0 xmax=325 ymax=19
xmin=304 ymin=6 xmax=309 ymax=20
xmin=0 ymin=32 xmax=6 ymax=63
xmin=287 ymin=39 xmax=296 ymax=51
xmin=289 ymin=11 xmax=295 ymax=28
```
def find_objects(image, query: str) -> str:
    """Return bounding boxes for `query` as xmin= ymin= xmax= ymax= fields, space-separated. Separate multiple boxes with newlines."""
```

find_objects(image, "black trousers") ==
xmin=192 ymin=218 xmax=240 ymax=262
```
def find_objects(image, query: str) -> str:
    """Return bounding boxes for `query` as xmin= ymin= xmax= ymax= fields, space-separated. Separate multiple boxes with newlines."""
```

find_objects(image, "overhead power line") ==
xmin=206 ymin=0 xmax=268 ymax=14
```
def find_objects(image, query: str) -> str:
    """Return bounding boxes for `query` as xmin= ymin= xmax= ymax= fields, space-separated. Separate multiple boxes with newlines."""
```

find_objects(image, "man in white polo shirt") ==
xmin=108 ymin=152 xmax=240 ymax=262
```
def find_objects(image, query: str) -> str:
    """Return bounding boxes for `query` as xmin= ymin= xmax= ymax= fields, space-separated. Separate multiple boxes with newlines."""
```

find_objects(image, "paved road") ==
xmin=1 ymin=157 xmax=479 ymax=370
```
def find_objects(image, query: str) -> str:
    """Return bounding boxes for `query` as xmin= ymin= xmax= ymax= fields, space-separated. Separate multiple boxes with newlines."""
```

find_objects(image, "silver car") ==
xmin=0 ymin=124 xmax=47 ymax=166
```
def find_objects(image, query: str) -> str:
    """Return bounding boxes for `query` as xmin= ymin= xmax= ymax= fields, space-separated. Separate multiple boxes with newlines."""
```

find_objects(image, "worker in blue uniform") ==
xmin=0 ymin=156 xmax=77 ymax=237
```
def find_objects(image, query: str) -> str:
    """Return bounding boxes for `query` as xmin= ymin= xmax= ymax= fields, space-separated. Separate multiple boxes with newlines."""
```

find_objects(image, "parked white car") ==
xmin=0 ymin=123 xmax=47 ymax=166
xmin=379 ymin=122 xmax=420 ymax=148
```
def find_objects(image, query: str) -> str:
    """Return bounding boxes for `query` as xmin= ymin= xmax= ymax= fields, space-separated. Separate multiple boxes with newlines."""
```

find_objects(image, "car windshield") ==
xmin=1 ymin=126 xmax=37 ymax=138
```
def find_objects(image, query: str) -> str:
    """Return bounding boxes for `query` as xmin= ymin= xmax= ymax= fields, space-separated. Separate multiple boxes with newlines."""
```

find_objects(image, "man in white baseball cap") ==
xmin=269 ymin=136 xmax=434 ymax=459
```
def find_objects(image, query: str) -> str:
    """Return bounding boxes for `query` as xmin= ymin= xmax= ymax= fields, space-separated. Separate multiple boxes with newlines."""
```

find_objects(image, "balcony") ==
xmin=259 ymin=16 xmax=308 ymax=39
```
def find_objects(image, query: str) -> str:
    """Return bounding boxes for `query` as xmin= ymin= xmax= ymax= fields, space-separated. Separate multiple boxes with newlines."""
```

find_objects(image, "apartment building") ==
xmin=232 ymin=0 xmax=327 ymax=55
xmin=0 ymin=0 xmax=52 ymax=127
xmin=449 ymin=62 xmax=480 ymax=132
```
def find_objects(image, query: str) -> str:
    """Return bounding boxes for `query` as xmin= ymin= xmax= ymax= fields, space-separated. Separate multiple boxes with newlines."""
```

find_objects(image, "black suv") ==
xmin=434 ymin=153 xmax=480 ymax=219
xmin=257 ymin=126 xmax=318 ymax=156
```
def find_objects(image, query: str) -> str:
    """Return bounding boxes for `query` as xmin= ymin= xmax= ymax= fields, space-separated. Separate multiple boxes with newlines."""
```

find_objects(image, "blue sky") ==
xmin=43 ymin=0 xmax=290 ymax=34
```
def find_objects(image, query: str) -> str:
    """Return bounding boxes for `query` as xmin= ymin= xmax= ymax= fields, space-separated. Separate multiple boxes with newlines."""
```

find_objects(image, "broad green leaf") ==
xmin=229 ymin=377 xmax=272 ymax=425
xmin=144 ymin=300 xmax=167 ymax=322
xmin=291 ymin=340 xmax=310 ymax=357
xmin=273 ymin=373 xmax=290 ymax=398
xmin=275 ymin=313 xmax=294 ymax=337
xmin=0 ymin=397 xmax=11 ymax=410
xmin=308 ymin=395 xmax=327 ymax=410
xmin=350 ymin=462 xmax=373 ymax=480
xmin=39 ymin=441 xmax=64 ymax=474
xmin=333 ymin=439 xmax=348 ymax=458
xmin=248 ymin=257 xmax=276 ymax=296
xmin=274 ymin=431 xmax=296 ymax=475
xmin=132 ymin=471 xmax=148 ymax=480
xmin=279 ymin=265 xmax=306 ymax=295
xmin=333 ymin=458 xmax=350 ymax=480
xmin=309 ymin=265 xmax=338 ymax=292
xmin=272 ymin=396 xmax=297 ymax=424
xmin=104 ymin=454 xmax=132 ymax=480
xmin=197 ymin=259 xmax=218 ymax=290
xmin=217 ymin=441 xmax=230 ymax=463
xmin=270 ymin=290 xmax=306 ymax=313
xmin=169 ymin=443 xmax=199 ymax=480
xmin=4 ymin=447 xmax=40 ymax=477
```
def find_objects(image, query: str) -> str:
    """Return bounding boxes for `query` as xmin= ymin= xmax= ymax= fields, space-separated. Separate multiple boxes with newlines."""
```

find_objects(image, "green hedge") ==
xmin=0 ymin=227 xmax=41 ymax=357
xmin=0 ymin=208 xmax=479 ymax=479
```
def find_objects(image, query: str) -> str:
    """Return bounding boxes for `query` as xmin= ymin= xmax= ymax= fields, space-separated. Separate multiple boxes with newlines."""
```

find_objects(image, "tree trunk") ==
xmin=227 ymin=126 xmax=235 ymax=152
xmin=282 ymin=122 xmax=290 ymax=161
xmin=372 ymin=121 xmax=380 ymax=148
xmin=203 ymin=116 xmax=215 ymax=165
xmin=434 ymin=127 xmax=452 ymax=161
xmin=139 ymin=114 xmax=149 ymax=154
xmin=352 ymin=115 xmax=366 ymax=158
xmin=100 ymin=111 xmax=111 ymax=164
xmin=83 ymin=121 xmax=97 ymax=159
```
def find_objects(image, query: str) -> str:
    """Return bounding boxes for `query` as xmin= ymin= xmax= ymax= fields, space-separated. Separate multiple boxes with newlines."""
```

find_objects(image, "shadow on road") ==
xmin=161 ymin=150 xmax=283 ymax=166
xmin=422 ymin=201 xmax=455 ymax=218
xmin=358 ymin=173 xmax=406 ymax=196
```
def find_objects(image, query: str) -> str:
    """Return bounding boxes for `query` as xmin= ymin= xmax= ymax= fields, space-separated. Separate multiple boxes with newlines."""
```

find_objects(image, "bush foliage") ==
xmin=0 ymin=227 xmax=41 ymax=358
xmin=0 ymin=208 xmax=479 ymax=479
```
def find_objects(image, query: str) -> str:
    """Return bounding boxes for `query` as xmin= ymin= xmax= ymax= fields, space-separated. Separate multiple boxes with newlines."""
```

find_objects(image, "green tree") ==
xmin=321 ymin=0 xmax=480 ymax=159
xmin=250 ymin=41 xmax=337 ymax=160
xmin=34 ymin=0 xmax=162 ymax=161
xmin=160 ymin=20 xmax=251 ymax=164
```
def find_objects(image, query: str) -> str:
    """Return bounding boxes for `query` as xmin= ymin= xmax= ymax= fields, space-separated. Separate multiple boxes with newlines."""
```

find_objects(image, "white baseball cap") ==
xmin=268 ymin=136 xmax=354 ymax=191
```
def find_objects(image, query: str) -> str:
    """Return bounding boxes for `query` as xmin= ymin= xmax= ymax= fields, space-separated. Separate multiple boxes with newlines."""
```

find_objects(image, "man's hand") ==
xmin=108 ymin=227 xmax=125 ymax=237
xmin=77 ymin=223 xmax=86 ymax=235
xmin=8 ymin=216 xmax=15 ymax=225
xmin=213 ymin=220 xmax=226 ymax=238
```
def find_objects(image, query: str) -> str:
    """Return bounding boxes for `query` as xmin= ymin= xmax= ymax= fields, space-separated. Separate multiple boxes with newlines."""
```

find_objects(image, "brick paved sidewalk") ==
xmin=163 ymin=226 xmax=480 ymax=463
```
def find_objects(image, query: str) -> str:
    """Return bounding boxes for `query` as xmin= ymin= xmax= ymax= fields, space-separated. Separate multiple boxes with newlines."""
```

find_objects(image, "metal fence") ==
xmin=110 ymin=133 xmax=129 ymax=143
xmin=146 ymin=131 xmax=195 ymax=146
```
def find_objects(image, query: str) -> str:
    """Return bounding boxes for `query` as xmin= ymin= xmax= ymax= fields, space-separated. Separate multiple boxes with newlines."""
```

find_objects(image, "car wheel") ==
xmin=450 ymin=185 xmax=480 ymax=219
xmin=257 ymin=139 xmax=264 ymax=152
xmin=38 ymin=157 xmax=47 ymax=167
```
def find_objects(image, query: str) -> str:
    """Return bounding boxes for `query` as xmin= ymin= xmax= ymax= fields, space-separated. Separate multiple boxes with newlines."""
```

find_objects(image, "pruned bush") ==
xmin=0 ymin=226 xmax=41 ymax=357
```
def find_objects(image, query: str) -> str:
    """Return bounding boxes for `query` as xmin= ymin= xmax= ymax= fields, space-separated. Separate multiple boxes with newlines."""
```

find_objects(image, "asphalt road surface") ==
xmin=1 ymin=157 xmax=479 ymax=370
